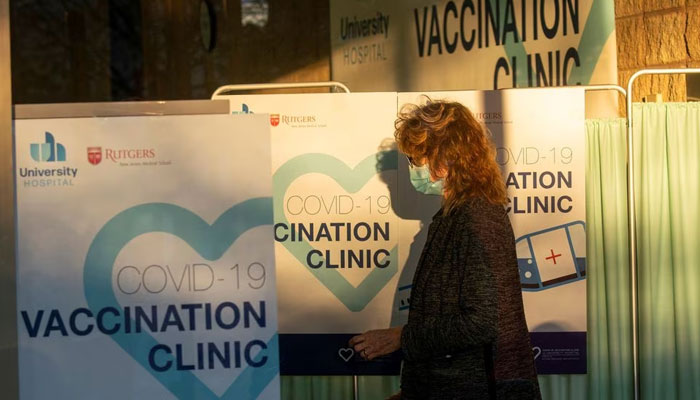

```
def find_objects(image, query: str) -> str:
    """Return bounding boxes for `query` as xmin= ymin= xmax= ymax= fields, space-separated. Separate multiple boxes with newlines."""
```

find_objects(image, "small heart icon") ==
xmin=533 ymin=346 xmax=542 ymax=359
xmin=338 ymin=348 xmax=355 ymax=362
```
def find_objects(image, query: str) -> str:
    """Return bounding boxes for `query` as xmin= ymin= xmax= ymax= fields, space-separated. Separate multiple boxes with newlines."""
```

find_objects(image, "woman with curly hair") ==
xmin=350 ymin=99 xmax=541 ymax=399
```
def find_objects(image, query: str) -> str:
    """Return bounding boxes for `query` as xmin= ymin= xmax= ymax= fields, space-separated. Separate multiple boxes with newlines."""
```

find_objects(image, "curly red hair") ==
xmin=394 ymin=98 xmax=507 ymax=212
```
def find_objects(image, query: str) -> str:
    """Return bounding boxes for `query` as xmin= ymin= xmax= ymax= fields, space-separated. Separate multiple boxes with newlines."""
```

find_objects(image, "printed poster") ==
xmin=219 ymin=93 xmax=403 ymax=375
xmin=15 ymin=114 xmax=280 ymax=398
xmin=398 ymin=88 xmax=587 ymax=374
xmin=331 ymin=0 xmax=618 ymax=118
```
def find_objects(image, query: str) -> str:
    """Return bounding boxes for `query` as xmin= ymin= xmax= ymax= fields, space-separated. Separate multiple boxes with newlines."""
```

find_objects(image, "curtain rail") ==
xmin=211 ymin=82 xmax=351 ymax=98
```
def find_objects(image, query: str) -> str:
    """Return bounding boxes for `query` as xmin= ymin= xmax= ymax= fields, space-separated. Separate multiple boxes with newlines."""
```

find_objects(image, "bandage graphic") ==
xmin=516 ymin=221 xmax=586 ymax=291
xmin=397 ymin=284 xmax=412 ymax=311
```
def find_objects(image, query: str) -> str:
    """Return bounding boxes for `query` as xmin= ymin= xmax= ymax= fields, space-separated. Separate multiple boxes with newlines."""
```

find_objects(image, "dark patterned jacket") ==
xmin=400 ymin=197 xmax=541 ymax=400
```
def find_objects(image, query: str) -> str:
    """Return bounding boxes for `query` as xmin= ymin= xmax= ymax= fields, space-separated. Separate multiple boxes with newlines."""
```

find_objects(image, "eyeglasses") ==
xmin=406 ymin=155 xmax=415 ymax=167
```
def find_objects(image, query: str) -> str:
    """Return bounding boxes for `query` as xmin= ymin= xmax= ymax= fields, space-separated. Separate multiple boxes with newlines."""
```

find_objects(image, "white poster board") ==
xmin=16 ymin=114 xmax=280 ymax=398
xmin=331 ymin=0 xmax=618 ymax=118
xmin=223 ymin=93 xmax=403 ymax=375
xmin=398 ymin=88 xmax=587 ymax=373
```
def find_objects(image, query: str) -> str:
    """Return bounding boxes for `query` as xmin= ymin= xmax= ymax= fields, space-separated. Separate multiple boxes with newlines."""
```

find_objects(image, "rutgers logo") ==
xmin=270 ymin=114 xmax=280 ymax=127
xmin=87 ymin=147 xmax=102 ymax=165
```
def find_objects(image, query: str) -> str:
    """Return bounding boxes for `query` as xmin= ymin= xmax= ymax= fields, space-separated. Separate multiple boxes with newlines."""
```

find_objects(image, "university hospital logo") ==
xmin=19 ymin=132 xmax=78 ymax=188
xmin=231 ymin=103 xmax=254 ymax=115
xmin=30 ymin=132 xmax=65 ymax=162
xmin=232 ymin=103 xmax=279 ymax=126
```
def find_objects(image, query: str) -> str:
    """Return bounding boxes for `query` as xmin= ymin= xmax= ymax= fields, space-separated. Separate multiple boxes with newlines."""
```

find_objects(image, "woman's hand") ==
xmin=349 ymin=326 xmax=403 ymax=360
xmin=385 ymin=391 xmax=401 ymax=400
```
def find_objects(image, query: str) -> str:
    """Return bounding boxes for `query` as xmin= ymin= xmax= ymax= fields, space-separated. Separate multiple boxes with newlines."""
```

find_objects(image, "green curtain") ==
xmin=281 ymin=104 xmax=700 ymax=399
xmin=535 ymin=118 xmax=633 ymax=400
xmin=281 ymin=376 xmax=399 ymax=399
xmin=634 ymin=103 xmax=700 ymax=399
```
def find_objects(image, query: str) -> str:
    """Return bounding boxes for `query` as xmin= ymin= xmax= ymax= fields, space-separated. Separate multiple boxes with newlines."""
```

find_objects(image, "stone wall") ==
xmin=615 ymin=0 xmax=700 ymax=104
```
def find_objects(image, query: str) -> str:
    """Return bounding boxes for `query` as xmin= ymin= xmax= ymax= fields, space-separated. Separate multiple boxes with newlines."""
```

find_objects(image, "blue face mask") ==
xmin=409 ymin=164 xmax=444 ymax=195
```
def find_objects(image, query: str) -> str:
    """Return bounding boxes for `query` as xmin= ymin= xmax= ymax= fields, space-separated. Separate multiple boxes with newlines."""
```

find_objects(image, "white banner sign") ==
xmin=398 ymin=88 xmax=587 ymax=373
xmin=16 ymin=114 xmax=280 ymax=398
xmin=331 ymin=0 xmax=618 ymax=117
xmin=221 ymin=93 xmax=403 ymax=375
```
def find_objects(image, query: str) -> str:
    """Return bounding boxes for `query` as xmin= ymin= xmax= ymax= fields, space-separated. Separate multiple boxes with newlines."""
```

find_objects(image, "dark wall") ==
xmin=11 ymin=0 xmax=330 ymax=104
xmin=10 ymin=0 xmax=112 ymax=104
xmin=689 ymin=75 xmax=700 ymax=102
xmin=139 ymin=0 xmax=330 ymax=99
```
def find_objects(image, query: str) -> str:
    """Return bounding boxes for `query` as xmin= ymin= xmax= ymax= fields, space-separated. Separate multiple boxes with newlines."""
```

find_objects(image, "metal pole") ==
xmin=0 ymin=0 xmax=18 ymax=398
xmin=579 ymin=84 xmax=627 ymax=97
xmin=492 ymin=84 xmax=627 ymax=97
xmin=353 ymin=375 xmax=359 ymax=400
xmin=626 ymin=67 xmax=700 ymax=400
xmin=211 ymin=81 xmax=351 ymax=98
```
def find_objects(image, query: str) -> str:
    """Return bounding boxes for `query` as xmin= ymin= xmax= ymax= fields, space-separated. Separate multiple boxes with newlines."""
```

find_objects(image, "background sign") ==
xmin=331 ymin=0 xmax=618 ymax=117
xmin=398 ymin=88 xmax=587 ymax=373
xmin=16 ymin=114 xmax=280 ymax=399
xmin=222 ymin=93 xmax=403 ymax=375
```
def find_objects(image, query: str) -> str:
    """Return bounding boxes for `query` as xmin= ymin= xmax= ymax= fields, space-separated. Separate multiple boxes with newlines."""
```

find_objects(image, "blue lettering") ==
xmin=215 ymin=302 xmax=240 ymax=329
xmin=161 ymin=305 xmax=185 ymax=332
xmin=307 ymin=249 xmax=323 ymax=268
xmin=244 ymin=301 xmax=266 ymax=328
xmin=208 ymin=342 xmax=231 ymax=369
xmin=428 ymin=5 xmax=443 ymax=55
xmin=20 ymin=310 xmax=44 ymax=338
xmin=176 ymin=344 xmax=195 ymax=370
xmin=97 ymin=307 xmax=121 ymax=335
xmin=44 ymin=310 xmax=68 ymax=337
xmin=149 ymin=344 xmax=172 ymax=372
xmin=135 ymin=305 xmax=158 ymax=332
xmin=374 ymin=249 xmax=391 ymax=268
xmin=245 ymin=340 xmax=268 ymax=368
xmin=181 ymin=303 xmax=202 ymax=330
xmin=414 ymin=7 xmax=429 ymax=57
xmin=69 ymin=308 xmax=94 ymax=336
xmin=274 ymin=223 xmax=289 ymax=241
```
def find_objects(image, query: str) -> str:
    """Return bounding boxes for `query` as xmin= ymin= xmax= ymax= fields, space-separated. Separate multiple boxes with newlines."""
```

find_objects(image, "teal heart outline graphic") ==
xmin=502 ymin=0 xmax=614 ymax=86
xmin=273 ymin=151 xmax=398 ymax=312
xmin=83 ymin=198 xmax=278 ymax=399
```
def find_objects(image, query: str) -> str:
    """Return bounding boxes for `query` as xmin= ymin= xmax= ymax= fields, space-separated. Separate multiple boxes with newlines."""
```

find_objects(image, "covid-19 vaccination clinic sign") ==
xmin=16 ymin=88 xmax=588 ymax=389
xmin=399 ymin=88 xmax=587 ymax=374
xmin=331 ymin=0 xmax=618 ymax=116
xmin=220 ymin=93 xmax=404 ymax=375
xmin=218 ymin=89 xmax=587 ymax=375
xmin=15 ymin=114 xmax=280 ymax=399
